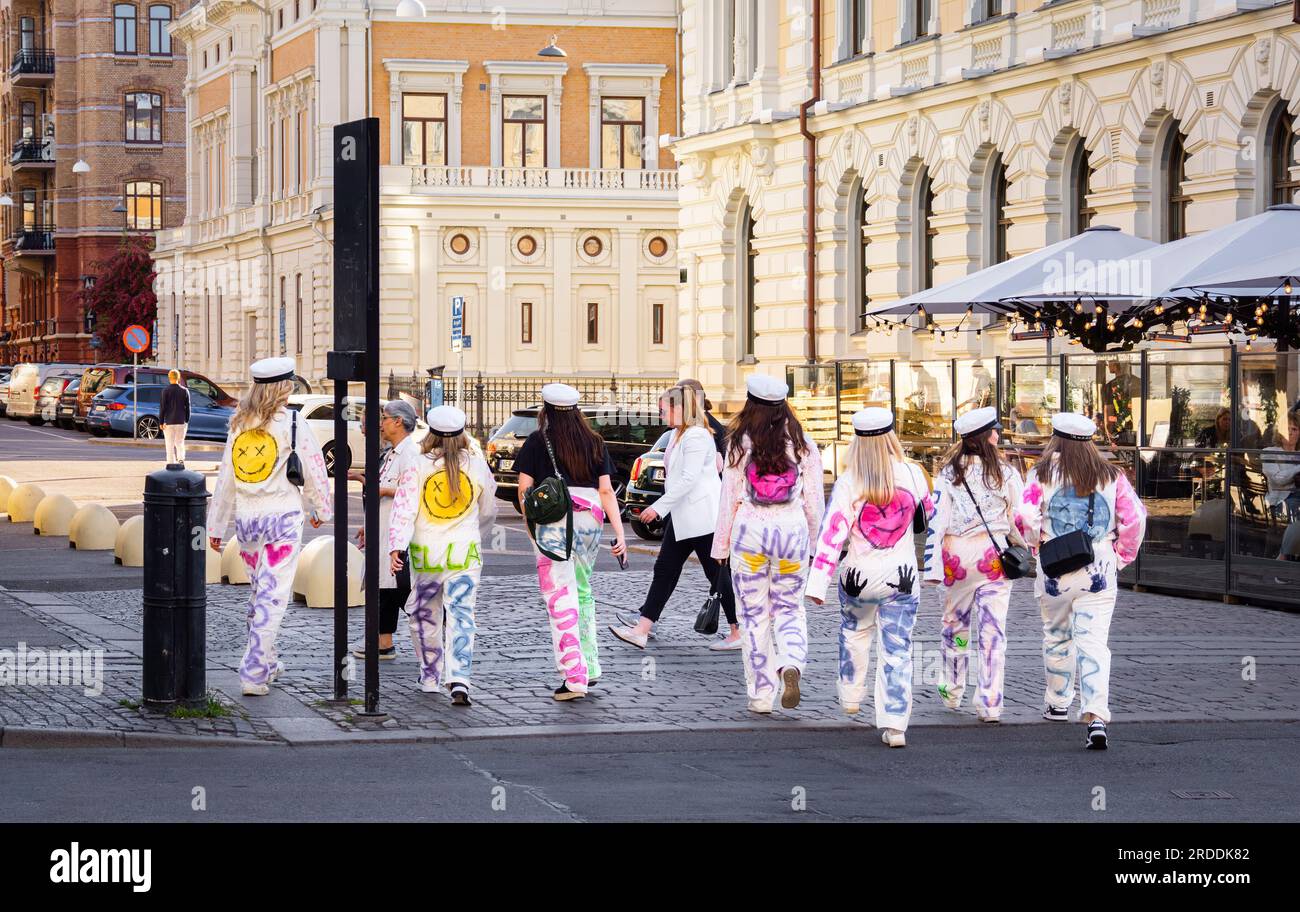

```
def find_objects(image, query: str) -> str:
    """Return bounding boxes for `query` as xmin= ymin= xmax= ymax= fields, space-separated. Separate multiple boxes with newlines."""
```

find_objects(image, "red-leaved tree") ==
xmin=74 ymin=237 xmax=158 ymax=362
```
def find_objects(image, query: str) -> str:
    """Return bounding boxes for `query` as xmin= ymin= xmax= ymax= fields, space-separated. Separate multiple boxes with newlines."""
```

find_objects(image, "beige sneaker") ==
xmin=241 ymin=681 xmax=269 ymax=696
xmin=780 ymin=667 xmax=802 ymax=709
xmin=881 ymin=728 xmax=906 ymax=748
xmin=608 ymin=625 xmax=648 ymax=649
xmin=748 ymin=699 xmax=773 ymax=714
xmin=842 ymin=703 xmax=860 ymax=715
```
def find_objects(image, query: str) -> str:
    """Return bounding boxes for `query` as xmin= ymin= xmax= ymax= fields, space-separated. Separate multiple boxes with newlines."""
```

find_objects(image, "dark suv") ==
xmin=486 ymin=406 xmax=668 ymax=512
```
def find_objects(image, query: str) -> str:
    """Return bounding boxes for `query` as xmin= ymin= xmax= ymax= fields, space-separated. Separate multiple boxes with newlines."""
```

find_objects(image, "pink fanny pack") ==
xmin=745 ymin=462 xmax=799 ymax=505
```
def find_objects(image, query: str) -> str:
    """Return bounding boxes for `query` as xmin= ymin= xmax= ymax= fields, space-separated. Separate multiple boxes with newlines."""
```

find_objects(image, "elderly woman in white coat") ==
xmin=609 ymin=384 xmax=739 ymax=649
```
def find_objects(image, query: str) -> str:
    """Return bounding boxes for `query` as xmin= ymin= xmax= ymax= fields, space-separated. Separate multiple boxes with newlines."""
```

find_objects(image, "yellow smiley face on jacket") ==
xmin=232 ymin=428 xmax=278 ymax=483
xmin=421 ymin=468 xmax=475 ymax=521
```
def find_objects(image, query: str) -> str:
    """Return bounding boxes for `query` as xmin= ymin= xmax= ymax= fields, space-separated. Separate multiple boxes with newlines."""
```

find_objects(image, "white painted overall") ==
xmin=535 ymin=489 xmax=605 ymax=695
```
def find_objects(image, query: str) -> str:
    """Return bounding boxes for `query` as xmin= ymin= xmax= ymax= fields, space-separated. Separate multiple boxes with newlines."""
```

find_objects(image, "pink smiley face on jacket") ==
xmin=856 ymin=488 xmax=917 ymax=549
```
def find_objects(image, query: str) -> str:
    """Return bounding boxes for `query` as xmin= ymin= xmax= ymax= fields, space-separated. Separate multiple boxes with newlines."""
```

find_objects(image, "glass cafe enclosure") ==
xmin=789 ymin=346 xmax=1300 ymax=610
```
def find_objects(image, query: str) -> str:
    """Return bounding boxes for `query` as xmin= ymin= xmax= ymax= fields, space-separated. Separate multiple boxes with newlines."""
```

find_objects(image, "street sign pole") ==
xmin=132 ymin=352 xmax=138 ymax=440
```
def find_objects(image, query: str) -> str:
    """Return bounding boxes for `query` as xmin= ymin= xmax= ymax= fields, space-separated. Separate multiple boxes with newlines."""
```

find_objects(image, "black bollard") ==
xmin=142 ymin=463 xmax=208 ymax=709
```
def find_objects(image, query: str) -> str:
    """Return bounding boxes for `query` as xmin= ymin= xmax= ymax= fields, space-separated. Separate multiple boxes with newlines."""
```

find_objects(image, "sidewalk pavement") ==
xmin=4 ymin=555 xmax=1300 ymax=748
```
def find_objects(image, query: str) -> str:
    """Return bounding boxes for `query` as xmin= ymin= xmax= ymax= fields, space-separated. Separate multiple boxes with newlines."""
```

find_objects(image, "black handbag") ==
xmin=285 ymin=410 xmax=305 ymax=487
xmin=694 ymin=569 xmax=726 ymax=635
xmin=908 ymin=462 xmax=930 ymax=533
xmin=1038 ymin=491 xmax=1096 ymax=578
xmin=523 ymin=432 xmax=573 ymax=562
xmin=961 ymin=478 xmax=1031 ymax=580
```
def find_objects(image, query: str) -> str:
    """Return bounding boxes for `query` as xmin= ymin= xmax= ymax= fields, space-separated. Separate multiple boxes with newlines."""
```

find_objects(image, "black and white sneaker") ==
xmin=1042 ymin=705 xmax=1070 ymax=722
xmin=450 ymin=684 xmax=471 ymax=707
xmin=1085 ymin=720 xmax=1108 ymax=750
xmin=553 ymin=683 xmax=586 ymax=701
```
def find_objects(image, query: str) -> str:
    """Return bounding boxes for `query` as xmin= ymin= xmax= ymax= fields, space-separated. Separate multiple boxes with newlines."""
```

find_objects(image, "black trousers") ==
xmin=380 ymin=564 xmax=411 ymax=637
xmin=639 ymin=516 xmax=737 ymax=625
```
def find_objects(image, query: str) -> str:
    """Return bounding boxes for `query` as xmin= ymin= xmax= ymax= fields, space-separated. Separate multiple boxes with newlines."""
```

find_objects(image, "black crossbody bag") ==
xmin=960 ymin=478 xmax=1030 ymax=580
xmin=285 ymin=410 xmax=305 ymax=487
xmin=1038 ymin=491 xmax=1096 ymax=578
xmin=523 ymin=432 xmax=573 ymax=562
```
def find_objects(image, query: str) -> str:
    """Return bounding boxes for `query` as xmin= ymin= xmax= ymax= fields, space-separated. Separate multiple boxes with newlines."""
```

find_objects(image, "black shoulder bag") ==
xmin=523 ymin=432 xmax=573 ymax=562
xmin=908 ymin=462 xmax=930 ymax=534
xmin=1038 ymin=491 xmax=1096 ymax=578
xmin=960 ymin=478 xmax=1031 ymax=580
xmin=285 ymin=410 xmax=305 ymax=487
xmin=694 ymin=567 xmax=728 ymax=636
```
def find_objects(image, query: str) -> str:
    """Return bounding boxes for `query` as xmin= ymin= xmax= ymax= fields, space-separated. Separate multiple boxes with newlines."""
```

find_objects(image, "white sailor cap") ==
xmin=745 ymin=373 xmax=788 ymax=405
xmin=954 ymin=406 xmax=1001 ymax=438
xmin=426 ymin=405 xmax=466 ymax=437
xmin=1051 ymin=412 xmax=1097 ymax=441
xmin=541 ymin=383 xmax=581 ymax=410
xmin=250 ymin=356 xmax=295 ymax=384
xmin=852 ymin=407 xmax=895 ymax=437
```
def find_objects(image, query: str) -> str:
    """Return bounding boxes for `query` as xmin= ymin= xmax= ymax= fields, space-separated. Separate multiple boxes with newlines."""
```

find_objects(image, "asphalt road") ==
xmin=1 ymin=722 xmax=1294 ymax=822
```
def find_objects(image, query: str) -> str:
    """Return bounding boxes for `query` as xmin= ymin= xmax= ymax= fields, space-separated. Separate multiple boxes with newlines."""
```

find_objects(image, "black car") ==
xmin=622 ymin=430 xmax=671 ymax=540
xmin=55 ymin=377 xmax=82 ymax=430
xmin=485 ymin=406 xmax=668 ymax=513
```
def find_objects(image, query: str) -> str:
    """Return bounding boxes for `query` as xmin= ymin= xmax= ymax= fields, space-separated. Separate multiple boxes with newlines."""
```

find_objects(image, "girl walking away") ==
xmin=208 ymin=358 xmax=332 ymax=697
xmin=712 ymin=374 xmax=825 ymax=715
xmin=609 ymin=384 xmax=738 ymax=650
xmin=388 ymin=406 xmax=496 ymax=706
xmin=517 ymin=383 xmax=628 ymax=701
xmin=805 ymin=408 xmax=935 ymax=748
xmin=924 ymin=407 xmax=1025 ymax=723
xmin=1015 ymin=413 xmax=1147 ymax=750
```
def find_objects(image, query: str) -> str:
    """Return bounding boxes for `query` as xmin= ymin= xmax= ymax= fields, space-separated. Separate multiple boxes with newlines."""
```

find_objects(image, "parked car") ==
xmin=38 ymin=375 xmax=76 ymax=426
xmin=6 ymin=363 xmax=84 ymax=424
xmin=85 ymin=384 xmax=234 ymax=440
xmin=0 ymin=367 xmax=12 ymax=417
xmin=621 ymin=430 xmax=672 ymax=541
xmin=75 ymin=365 xmax=235 ymax=431
xmin=486 ymin=406 xmax=668 ymax=512
xmin=288 ymin=394 xmax=441 ymax=475
xmin=55 ymin=378 xmax=82 ymax=429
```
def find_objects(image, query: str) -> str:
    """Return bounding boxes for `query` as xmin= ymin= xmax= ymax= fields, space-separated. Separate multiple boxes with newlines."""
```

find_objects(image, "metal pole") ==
xmin=132 ymin=351 xmax=138 ymax=440
xmin=457 ymin=343 xmax=464 ymax=412
xmin=331 ymin=378 xmax=348 ymax=703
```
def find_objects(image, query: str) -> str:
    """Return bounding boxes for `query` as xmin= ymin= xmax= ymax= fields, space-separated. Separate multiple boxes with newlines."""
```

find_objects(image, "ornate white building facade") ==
xmin=670 ymin=1 xmax=1300 ymax=408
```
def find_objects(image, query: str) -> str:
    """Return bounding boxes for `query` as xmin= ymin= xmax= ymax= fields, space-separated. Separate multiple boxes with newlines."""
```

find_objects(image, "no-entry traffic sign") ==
xmin=123 ymin=324 xmax=150 ymax=354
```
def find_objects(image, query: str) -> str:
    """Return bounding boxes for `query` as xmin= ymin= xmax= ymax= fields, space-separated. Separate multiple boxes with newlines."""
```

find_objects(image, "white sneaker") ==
xmin=241 ymin=681 xmax=269 ymax=696
xmin=881 ymin=728 xmax=906 ymax=748
xmin=842 ymin=702 xmax=860 ymax=715
xmin=417 ymin=678 xmax=441 ymax=694
xmin=609 ymin=624 xmax=648 ymax=649
xmin=268 ymin=662 xmax=285 ymax=683
xmin=709 ymin=636 xmax=742 ymax=652
xmin=748 ymin=700 xmax=773 ymax=714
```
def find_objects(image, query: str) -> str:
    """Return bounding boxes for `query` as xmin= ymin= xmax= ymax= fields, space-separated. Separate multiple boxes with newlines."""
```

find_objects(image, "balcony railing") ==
xmin=403 ymin=166 xmax=679 ymax=194
xmin=10 ymin=138 xmax=54 ymax=166
xmin=14 ymin=225 xmax=56 ymax=253
xmin=10 ymin=48 xmax=55 ymax=79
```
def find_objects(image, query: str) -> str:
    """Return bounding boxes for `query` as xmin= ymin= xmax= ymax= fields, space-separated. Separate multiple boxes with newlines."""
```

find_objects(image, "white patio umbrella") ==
xmin=864 ymin=225 xmax=1158 ymax=317
xmin=1164 ymin=204 xmax=1300 ymax=296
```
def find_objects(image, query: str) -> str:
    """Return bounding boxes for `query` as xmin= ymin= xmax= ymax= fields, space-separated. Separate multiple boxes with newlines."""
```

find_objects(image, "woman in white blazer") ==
xmin=609 ymin=384 xmax=740 ymax=650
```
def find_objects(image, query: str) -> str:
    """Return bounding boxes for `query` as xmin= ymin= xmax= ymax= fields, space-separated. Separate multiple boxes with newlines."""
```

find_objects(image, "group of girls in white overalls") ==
xmin=210 ymin=360 xmax=1146 ymax=751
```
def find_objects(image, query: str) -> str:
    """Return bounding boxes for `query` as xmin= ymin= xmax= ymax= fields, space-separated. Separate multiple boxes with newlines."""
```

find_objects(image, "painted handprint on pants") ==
xmin=837 ymin=557 xmax=920 ymax=730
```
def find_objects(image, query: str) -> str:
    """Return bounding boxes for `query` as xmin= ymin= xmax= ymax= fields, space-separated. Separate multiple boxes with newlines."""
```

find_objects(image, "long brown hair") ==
xmin=420 ymin=430 xmax=471 ymax=500
xmin=726 ymin=399 xmax=809 ymax=475
xmin=538 ymin=405 xmax=605 ymax=482
xmin=942 ymin=429 xmax=1016 ymax=491
xmin=1037 ymin=435 xmax=1120 ymax=495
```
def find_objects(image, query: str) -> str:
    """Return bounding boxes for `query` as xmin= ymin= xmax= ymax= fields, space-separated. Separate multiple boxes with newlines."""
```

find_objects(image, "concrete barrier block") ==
xmin=293 ymin=536 xmax=335 ymax=599
xmin=69 ymin=504 xmax=120 ymax=551
xmin=0 ymin=475 xmax=17 ymax=513
xmin=303 ymin=538 xmax=364 ymax=608
xmin=206 ymin=542 xmax=224 ymax=584
xmin=34 ymin=494 xmax=77 ymax=536
xmin=6 ymin=483 xmax=45 ymax=523
xmin=221 ymin=539 xmax=250 ymax=585
xmin=114 ymin=514 xmax=145 ymax=566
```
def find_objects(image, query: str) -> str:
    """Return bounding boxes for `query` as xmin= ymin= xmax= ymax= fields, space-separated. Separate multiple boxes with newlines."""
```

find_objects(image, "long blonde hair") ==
xmin=420 ymin=430 xmax=471 ymax=500
xmin=844 ymin=430 xmax=907 ymax=508
xmin=663 ymin=385 xmax=710 ymax=437
xmin=230 ymin=380 xmax=291 ymax=433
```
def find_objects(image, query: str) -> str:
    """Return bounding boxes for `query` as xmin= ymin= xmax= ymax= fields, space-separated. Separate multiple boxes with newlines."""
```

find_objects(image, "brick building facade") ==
xmin=0 ymin=0 xmax=186 ymax=364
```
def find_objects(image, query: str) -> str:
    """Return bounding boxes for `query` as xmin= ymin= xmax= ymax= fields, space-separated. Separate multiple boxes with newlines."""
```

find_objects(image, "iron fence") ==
xmin=385 ymin=371 xmax=672 ymax=440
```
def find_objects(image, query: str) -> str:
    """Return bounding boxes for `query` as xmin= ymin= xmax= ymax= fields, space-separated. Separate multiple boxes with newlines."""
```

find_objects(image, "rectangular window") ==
xmin=521 ymin=301 xmax=533 ymax=344
xmin=114 ymin=4 xmax=137 ymax=54
xmin=20 ymin=17 xmax=35 ymax=50
xmin=652 ymin=300 xmax=664 ymax=345
xmin=600 ymin=97 xmax=644 ymax=170
xmin=20 ymin=101 xmax=35 ymax=140
xmin=125 ymin=92 xmax=162 ymax=143
xmin=913 ymin=0 xmax=932 ymax=39
xmin=21 ymin=188 xmax=36 ymax=230
xmin=280 ymin=117 xmax=289 ymax=196
xmin=204 ymin=292 xmax=210 ymax=358
xmin=218 ymin=141 xmax=226 ymax=207
xmin=298 ymin=110 xmax=308 ymax=189
xmin=586 ymin=302 xmax=599 ymax=345
xmin=217 ymin=293 xmax=223 ymax=358
xmin=502 ymin=95 xmax=546 ymax=168
xmin=295 ymin=274 xmax=303 ymax=355
xmin=125 ymin=180 xmax=162 ymax=230
xmin=279 ymin=276 xmax=287 ymax=355
xmin=149 ymin=5 xmax=172 ymax=55
xmin=402 ymin=94 xmax=447 ymax=166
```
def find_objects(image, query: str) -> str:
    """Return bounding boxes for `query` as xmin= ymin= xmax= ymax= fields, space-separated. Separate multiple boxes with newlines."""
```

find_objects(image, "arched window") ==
xmin=1067 ymin=138 xmax=1095 ymax=237
xmin=739 ymin=201 xmax=756 ymax=358
xmin=987 ymin=153 xmax=1011 ymax=265
xmin=1163 ymin=124 xmax=1189 ymax=242
xmin=1268 ymin=106 xmax=1299 ymax=207
xmin=851 ymin=183 xmax=871 ymax=331
xmin=114 ymin=4 xmax=137 ymax=55
xmin=914 ymin=166 xmax=936 ymax=292
xmin=148 ymin=5 xmax=172 ymax=56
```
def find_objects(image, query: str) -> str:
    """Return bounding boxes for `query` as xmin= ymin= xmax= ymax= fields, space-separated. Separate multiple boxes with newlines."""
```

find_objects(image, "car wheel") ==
xmin=92 ymin=427 xmax=107 ymax=438
xmin=136 ymin=416 xmax=161 ymax=439
xmin=27 ymin=416 xmax=43 ymax=426
xmin=631 ymin=519 xmax=664 ymax=541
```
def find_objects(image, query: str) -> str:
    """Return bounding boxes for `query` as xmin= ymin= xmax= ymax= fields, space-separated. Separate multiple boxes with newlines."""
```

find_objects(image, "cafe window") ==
xmin=600 ymin=97 xmax=644 ymax=170
xmin=503 ymin=95 xmax=546 ymax=168
xmin=402 ymin=94 xmax=447 ymax=167
xmin=125 ymin=180 xmax=162 ymax=230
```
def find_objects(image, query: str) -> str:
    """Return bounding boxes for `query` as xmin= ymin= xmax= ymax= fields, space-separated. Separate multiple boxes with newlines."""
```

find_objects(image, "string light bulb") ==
xmin=1286 ymin=281 xmax=1293 ymax=295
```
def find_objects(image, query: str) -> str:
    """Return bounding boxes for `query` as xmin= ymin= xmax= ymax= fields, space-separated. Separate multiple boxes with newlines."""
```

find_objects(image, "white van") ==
xmin=6 ymin=363 xmax=83 ymax=424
